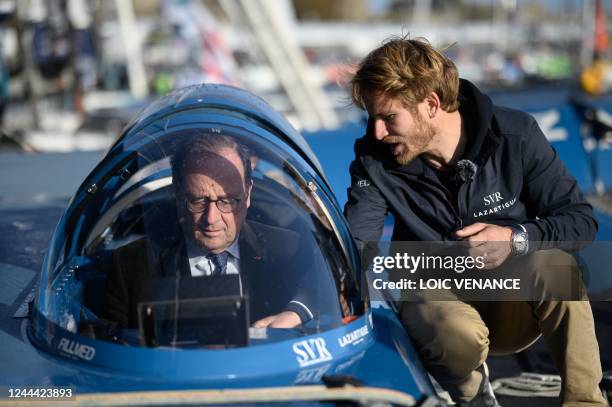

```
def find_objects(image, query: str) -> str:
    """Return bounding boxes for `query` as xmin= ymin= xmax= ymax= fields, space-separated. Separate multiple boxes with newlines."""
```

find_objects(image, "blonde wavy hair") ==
xmin=351 ymin=36 xmax=460 ymax=112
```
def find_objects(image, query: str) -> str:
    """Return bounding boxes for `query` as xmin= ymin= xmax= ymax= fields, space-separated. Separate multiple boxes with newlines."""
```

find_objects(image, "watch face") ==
xmin=512 ymin=231 xmax=528 ymax=255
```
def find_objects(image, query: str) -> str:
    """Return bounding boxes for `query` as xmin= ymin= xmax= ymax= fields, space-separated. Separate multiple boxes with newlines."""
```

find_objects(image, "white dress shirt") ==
xmin=188 ymin=239 xmax=240 ymax=277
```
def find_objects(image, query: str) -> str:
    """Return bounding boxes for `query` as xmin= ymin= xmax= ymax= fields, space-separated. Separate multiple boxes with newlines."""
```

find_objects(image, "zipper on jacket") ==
xmin=411 ymin=174 xmax=463 ymax=233
xmin=386 ymin=166 xmax=465 ymax=238
xmin=455 ymin=182 xmax=467 ymax=231
xmin=424 ymin=174 xmax=465 ymax=234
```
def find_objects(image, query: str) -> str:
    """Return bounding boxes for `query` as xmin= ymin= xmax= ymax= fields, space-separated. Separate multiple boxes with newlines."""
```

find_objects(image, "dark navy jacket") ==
xmin=344 ymin=80 xmax=597 ymax=246
xmin=105 ymin=221 xmax=318 ymax=328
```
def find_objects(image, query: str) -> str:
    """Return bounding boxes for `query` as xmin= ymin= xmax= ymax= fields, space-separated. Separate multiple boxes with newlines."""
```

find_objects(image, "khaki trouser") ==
xmin=399 ymin=250 xmax=606 ymax=406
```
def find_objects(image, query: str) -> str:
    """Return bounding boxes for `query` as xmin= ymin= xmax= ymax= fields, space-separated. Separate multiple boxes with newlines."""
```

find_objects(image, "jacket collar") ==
xmin=237 ymin=221 xmax=265 ymax=264
xmin=456 ymin=79 xmax=500 ymax=167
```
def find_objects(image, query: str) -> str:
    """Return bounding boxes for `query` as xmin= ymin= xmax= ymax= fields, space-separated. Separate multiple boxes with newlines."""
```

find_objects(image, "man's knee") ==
xmin=524 ymin=249 xmax=587 ymax=301
xmin=400 ymin=301 xmax=489 ymax=378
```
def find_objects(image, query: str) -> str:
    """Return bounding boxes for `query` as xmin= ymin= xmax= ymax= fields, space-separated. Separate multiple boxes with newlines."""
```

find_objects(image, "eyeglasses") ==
xmin=185 ymin=197 xmax=242 ymax=213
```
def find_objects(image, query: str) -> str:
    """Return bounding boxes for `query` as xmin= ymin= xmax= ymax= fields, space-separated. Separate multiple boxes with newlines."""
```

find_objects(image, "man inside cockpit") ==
xmin=105 ymin=134 xmax=314 ymax=331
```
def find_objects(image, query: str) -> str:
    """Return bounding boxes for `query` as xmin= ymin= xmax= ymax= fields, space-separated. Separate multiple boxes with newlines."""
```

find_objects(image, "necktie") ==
xmin=206 ymin=251 xmax=229 ymax=275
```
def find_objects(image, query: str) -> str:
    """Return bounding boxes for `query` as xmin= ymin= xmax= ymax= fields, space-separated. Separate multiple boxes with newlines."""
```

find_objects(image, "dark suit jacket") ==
xmin=104 ymin=221 xmax=315 ymax=328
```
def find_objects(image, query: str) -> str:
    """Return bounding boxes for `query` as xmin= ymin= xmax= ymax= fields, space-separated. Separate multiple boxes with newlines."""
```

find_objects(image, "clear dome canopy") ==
xmin=32 ymin=85 xmax=363 ymax=354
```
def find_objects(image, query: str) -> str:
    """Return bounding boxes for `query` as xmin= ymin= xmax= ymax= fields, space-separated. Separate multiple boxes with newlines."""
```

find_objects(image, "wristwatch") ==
xmin=509 ymin=224 xmax=529 ymax=256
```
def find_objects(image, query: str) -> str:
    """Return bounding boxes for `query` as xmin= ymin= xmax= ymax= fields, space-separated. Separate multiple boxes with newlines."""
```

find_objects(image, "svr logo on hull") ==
xmin=293 ymin=338 xmax=333 ymax=367
xmin=57 ymin=337 xmax=96 ymax=361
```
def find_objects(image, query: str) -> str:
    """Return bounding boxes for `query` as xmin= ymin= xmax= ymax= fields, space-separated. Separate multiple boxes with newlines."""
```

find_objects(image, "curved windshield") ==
xmin=37 ymin=129 xmax=360 ymax=349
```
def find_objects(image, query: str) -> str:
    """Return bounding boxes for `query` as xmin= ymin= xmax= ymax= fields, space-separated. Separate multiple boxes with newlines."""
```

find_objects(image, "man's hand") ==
xmin=253 ymin=311 xmax=301 ymax=329
xmin=455 ymin=223 xmax=513 ymax=269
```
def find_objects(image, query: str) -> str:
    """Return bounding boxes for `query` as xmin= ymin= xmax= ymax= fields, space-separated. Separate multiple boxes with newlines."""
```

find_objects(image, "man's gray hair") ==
xmin=171 ymin=134 xmax=252 ymax=191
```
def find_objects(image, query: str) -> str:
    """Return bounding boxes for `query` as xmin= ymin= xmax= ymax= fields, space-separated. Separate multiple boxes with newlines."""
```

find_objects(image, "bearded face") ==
xmin=363 ymin=93 xmax=436 ymax=165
